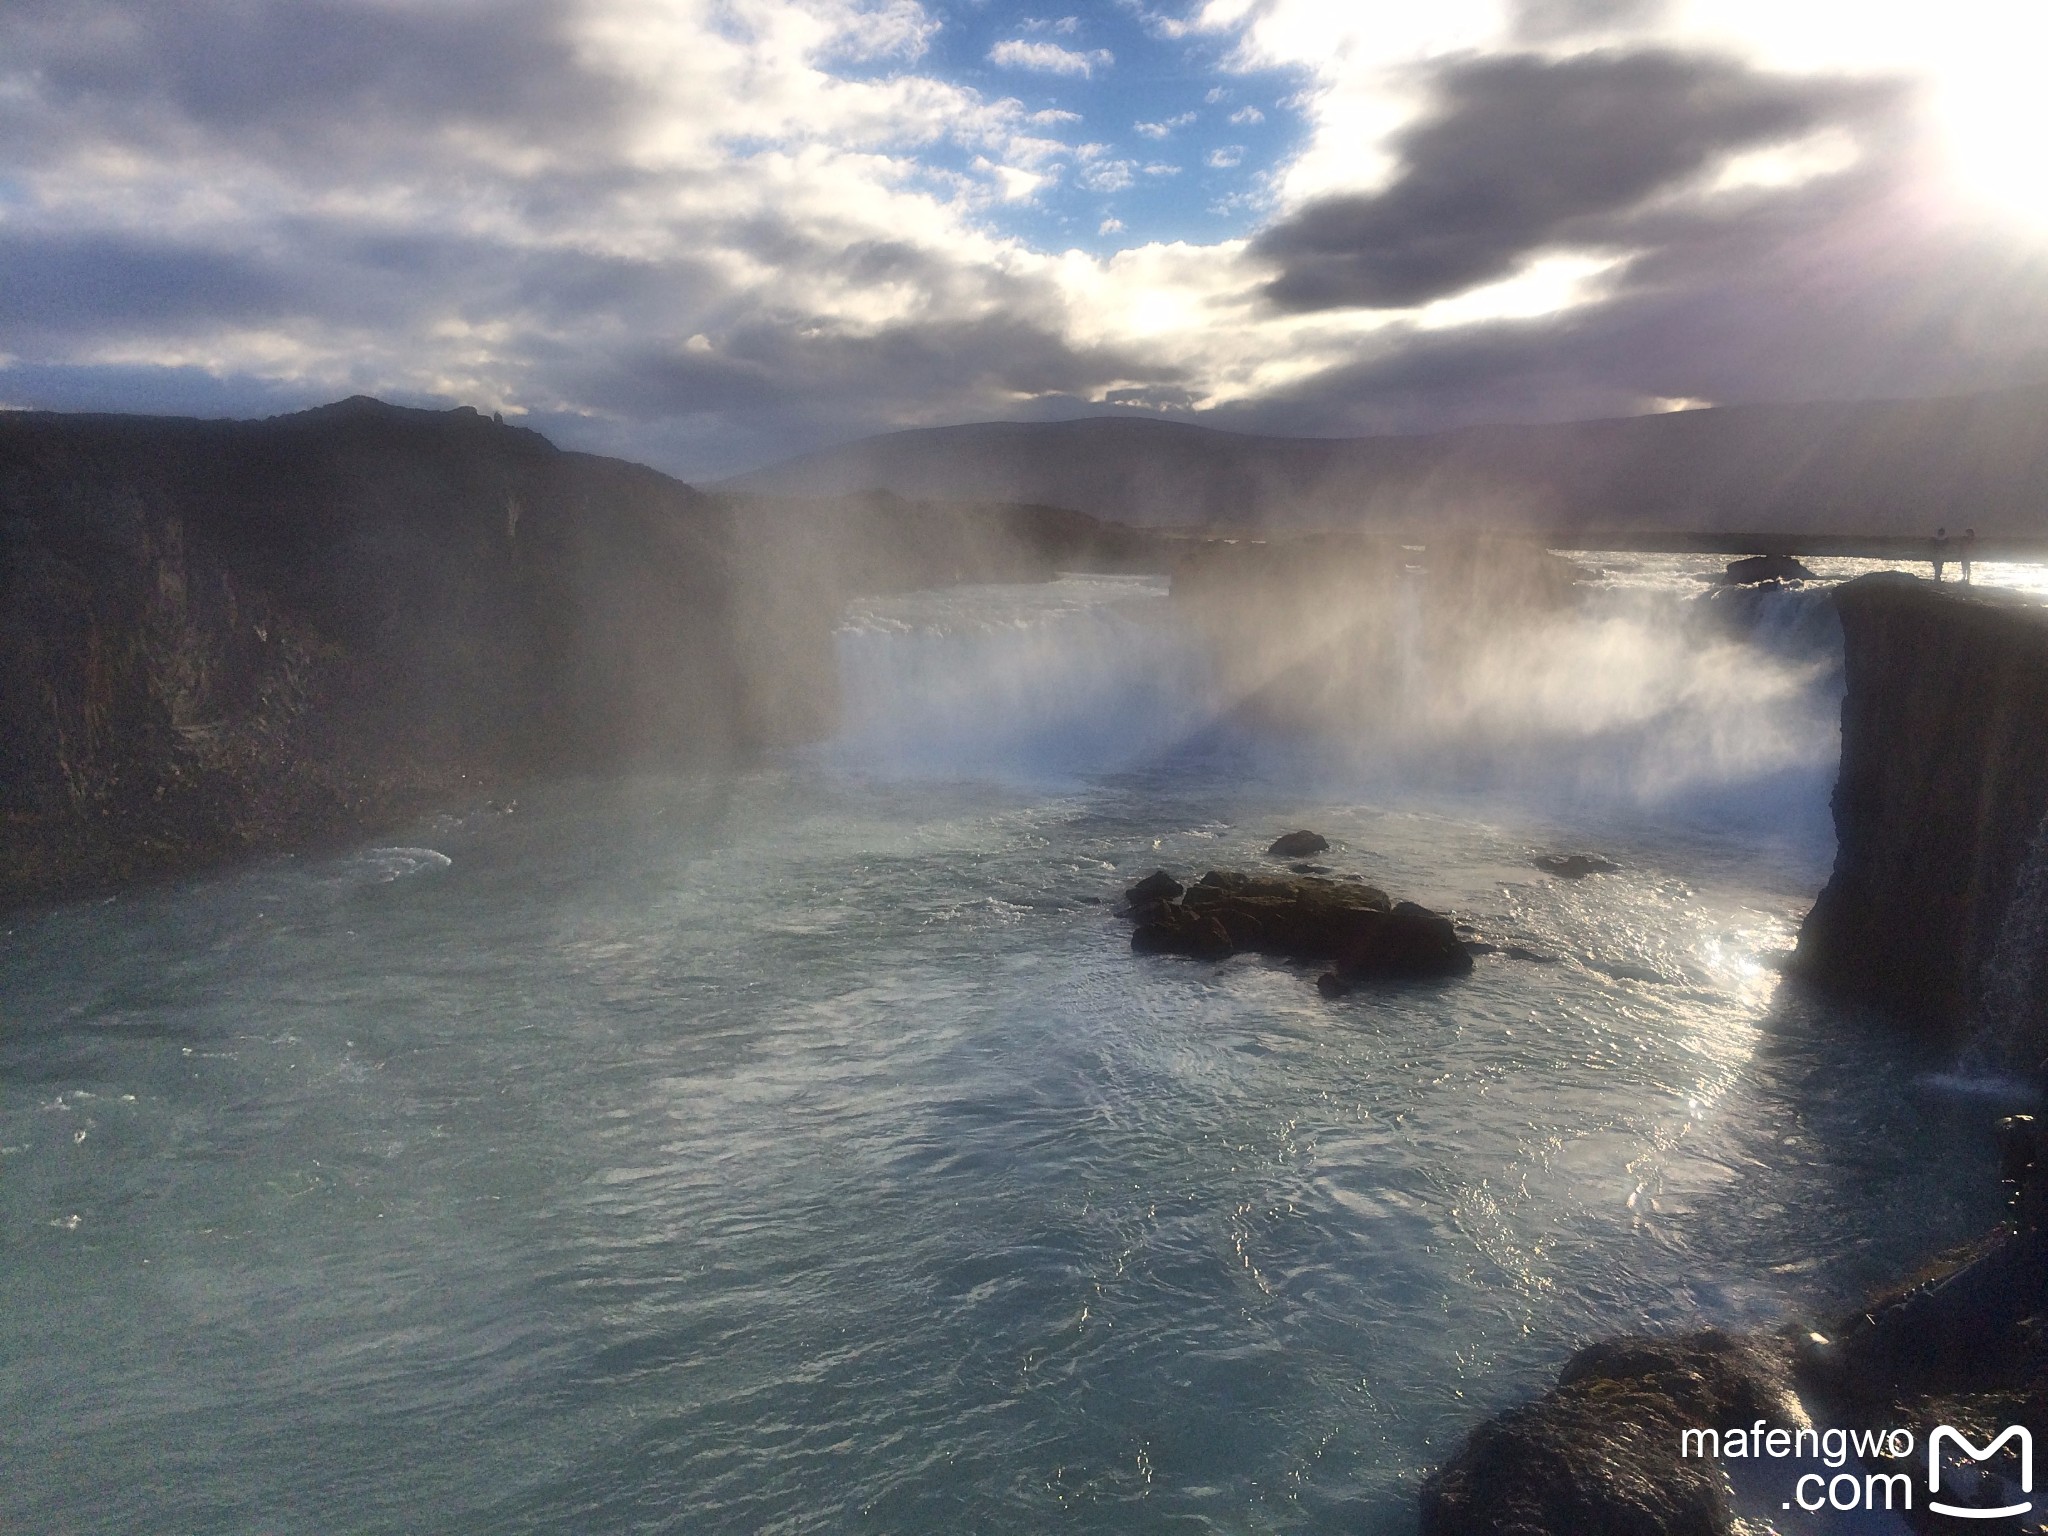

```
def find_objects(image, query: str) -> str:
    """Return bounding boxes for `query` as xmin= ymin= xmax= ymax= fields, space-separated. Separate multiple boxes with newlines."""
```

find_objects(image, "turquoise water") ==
xmin=0 ymin=570 xmax=2012 ymax=1533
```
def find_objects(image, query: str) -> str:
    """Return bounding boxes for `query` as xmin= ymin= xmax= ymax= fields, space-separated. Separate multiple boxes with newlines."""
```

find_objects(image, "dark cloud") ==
xmin=0 ymin=0 xmax=621 ymax=167
xmin=586 ymin=315 xmax=1179 ymax=421
xmin=1218 ymin=150 xmax=2048 ymax=440
xmin=1252 ymin=48 xmax=1895 ymax=311
xmin=0 ymin=361 xmax=334 ymax=419
xmin=0 ymin=233 xmax=291 ymax=346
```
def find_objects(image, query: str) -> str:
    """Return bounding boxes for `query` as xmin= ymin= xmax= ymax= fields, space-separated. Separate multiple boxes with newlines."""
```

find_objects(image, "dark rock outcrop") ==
xmin=1267 ymin=829 xmax=1330 ymax=857
xmin=1794 ymin=573 xmax=2048 ymax=1063
xmin=0 ymin=398 xmax=1162 ymax=909
xmin=1420 ymin=1331 xmax=1802 ymax=1536
xmin=1124 ymin=867 xmax=1472 ymax=988
xmin=1317 ymin=902 xmax=1474 ymax=994
xmin=1723 ymin=553 xmax=1816 ymax=584
xmin=1123 ymin=870 xmax=1185 ymax=905
xmin=1534 ymin=853 xmax=1621 ymax=878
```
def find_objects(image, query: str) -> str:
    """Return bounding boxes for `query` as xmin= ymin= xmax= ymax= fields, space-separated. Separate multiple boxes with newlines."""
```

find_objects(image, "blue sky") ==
xmin=873 ymin=4 xmax=1308 ymax=252
xmin=5 ymin=0 xmax=2048 ymax=479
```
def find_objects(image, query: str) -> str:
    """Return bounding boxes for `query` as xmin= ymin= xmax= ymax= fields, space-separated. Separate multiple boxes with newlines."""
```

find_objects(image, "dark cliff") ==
xmin=1795 ymin=573 xmax=2048 ymax=1064
xmin=1 ymin=398 xmax=1158 ymax=909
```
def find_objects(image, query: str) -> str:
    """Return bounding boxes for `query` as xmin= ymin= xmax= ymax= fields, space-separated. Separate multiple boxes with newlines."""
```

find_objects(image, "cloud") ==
xmin=1211 ymin=113 xmax=2048 ymax=439
xmin=1513 ymin=0 xmax=1666 ymax=42
xmin=0 ymin=231 xmax=293 ymax=346
xmin=1207 ymin=145 xmax=1245 ymax=169
xmin=1228 ymin=106 xmax=1265 ymax=125
xmin=4 ymin=0 xmax=2048 ymax=487
xmin=1076 ymin=148 xmax=1138 ymax=192
xmin=987 ymin=39 xmax=1113 ymax=77
xmin=1251 ymin=48 xmax=1895 ymax=312
xmin=1135 ymin=112 xmax=1197 ymax=139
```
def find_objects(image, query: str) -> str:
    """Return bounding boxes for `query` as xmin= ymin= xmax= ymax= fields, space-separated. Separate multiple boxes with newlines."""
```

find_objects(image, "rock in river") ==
xmin=1723 ymin=553 xmax=1816 ymax=584
xmin=1266 ymin=830 xmax=1330 ymax=857
xmin=1123 ymin=870 xmax=1185 ymax=905
xmin=1126 ymin=868 xmax=1472 ymax=990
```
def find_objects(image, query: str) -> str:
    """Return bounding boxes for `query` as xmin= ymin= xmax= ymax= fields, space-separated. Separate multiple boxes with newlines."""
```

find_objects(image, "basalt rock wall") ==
xmin=0 ymin=397 xmax=1156 ymax=909
xmin=1795 ymin=572 xmax=2048 ymax=1062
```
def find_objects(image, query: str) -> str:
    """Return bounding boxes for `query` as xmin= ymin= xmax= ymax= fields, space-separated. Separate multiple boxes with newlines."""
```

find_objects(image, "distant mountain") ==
xmin=726 ymin=385 xmax=2048 ymax=536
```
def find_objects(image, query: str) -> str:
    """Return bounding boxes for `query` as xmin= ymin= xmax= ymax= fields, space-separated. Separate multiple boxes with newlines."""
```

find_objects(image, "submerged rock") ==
xmin=1130 ymin=903 xmax=1233 ymax=960
xmin=1533 ymin=853 xmax=1621 ymax=878
xmin=1266 ymin=830 xmax=1330 ymax=858
xmin=1723 ymin=553 xmax=1816 ymax=584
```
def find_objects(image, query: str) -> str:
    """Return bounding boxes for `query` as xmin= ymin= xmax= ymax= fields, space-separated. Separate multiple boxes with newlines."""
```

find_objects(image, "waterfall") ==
xmin=816 ymin=566 xmax=1844 ymax=851
xmin=820 ymin=574 xmax=1218 ymax=781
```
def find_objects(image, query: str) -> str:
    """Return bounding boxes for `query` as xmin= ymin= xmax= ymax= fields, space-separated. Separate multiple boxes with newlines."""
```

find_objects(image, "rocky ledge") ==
xmin=1121 ymin=868 xmax=1473 ymax=993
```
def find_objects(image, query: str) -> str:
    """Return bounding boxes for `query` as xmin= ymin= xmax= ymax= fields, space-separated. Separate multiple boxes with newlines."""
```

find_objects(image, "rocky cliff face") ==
xmin=1796 ymin=573 xmax=2048 ymax=1066
xmin=0 ymin=397 xmax=1154 ymax=909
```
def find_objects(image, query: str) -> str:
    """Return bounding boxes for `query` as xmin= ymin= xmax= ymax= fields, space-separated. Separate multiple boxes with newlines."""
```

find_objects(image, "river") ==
xmin=0 ymin=559 xmax=2018 ymax=1533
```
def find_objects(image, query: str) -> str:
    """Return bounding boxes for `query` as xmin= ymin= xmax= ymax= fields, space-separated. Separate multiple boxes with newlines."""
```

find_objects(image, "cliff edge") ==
xmin=1796 ymin=572 xmax=2048 ymax=1066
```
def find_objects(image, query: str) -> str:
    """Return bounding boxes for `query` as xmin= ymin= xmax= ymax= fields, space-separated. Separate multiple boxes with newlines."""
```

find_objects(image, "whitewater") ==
xmin=0 ymin=557 xmax=2021 ymax=1534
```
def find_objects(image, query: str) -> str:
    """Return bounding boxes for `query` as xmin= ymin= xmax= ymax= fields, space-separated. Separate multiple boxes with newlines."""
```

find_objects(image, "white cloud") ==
xmin=819 ymin=0 xmax=941 ymax=62
xmin=1099 ymin=216 xmax=1126 ymax=233
xmin=1228 ymin=105 xmax=1264 ymax=125
xmin=1134 ymin=112 xmax=1197 ymax=139
xmin=988 ymin=39 xmax=1114 ymax=76
xmin=1075 ymin=145 xmax=1138 ymax=191
xmin=1207 ymin=145 xmax=1245 ymax=168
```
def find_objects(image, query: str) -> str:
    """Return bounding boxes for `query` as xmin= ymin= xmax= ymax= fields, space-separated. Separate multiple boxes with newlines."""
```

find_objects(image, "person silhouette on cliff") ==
xmin=1933 ymin=526 xmax=1949 ymax=582
xmin=1962 ymin=527 xmax=1977 ymax=585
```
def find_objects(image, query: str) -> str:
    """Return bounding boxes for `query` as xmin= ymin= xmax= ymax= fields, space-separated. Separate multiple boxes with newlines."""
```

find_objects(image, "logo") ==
xmin=1929 ymin=1425 xmax=2033 ymax=1521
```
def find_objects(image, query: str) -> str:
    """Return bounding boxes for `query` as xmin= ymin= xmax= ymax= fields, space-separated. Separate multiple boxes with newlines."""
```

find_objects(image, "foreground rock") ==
xmin=1420 ymin=1331 xmax=1803 ymax=1536
xmin=1421 ymin=1118 xmax=2048 ymax=1535
xmin=1124 ymin=869 xmax=1472 ymax=989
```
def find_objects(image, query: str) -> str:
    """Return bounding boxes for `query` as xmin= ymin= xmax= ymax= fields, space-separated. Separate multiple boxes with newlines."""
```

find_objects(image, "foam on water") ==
xmin=0 ymin=563 xmax=2019 ymax=1534
xmin=355 ymin=847 xmax=454 ymax=882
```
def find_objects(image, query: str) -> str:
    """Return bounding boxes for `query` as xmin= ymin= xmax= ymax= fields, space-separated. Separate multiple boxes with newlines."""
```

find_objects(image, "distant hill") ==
xmin=726 ymin=385 xmax=2048 ymax=536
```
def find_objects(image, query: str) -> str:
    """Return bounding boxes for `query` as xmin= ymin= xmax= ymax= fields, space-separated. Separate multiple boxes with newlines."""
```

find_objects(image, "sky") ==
xmin=6 ymin=0 xmax=2048 ymax=480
